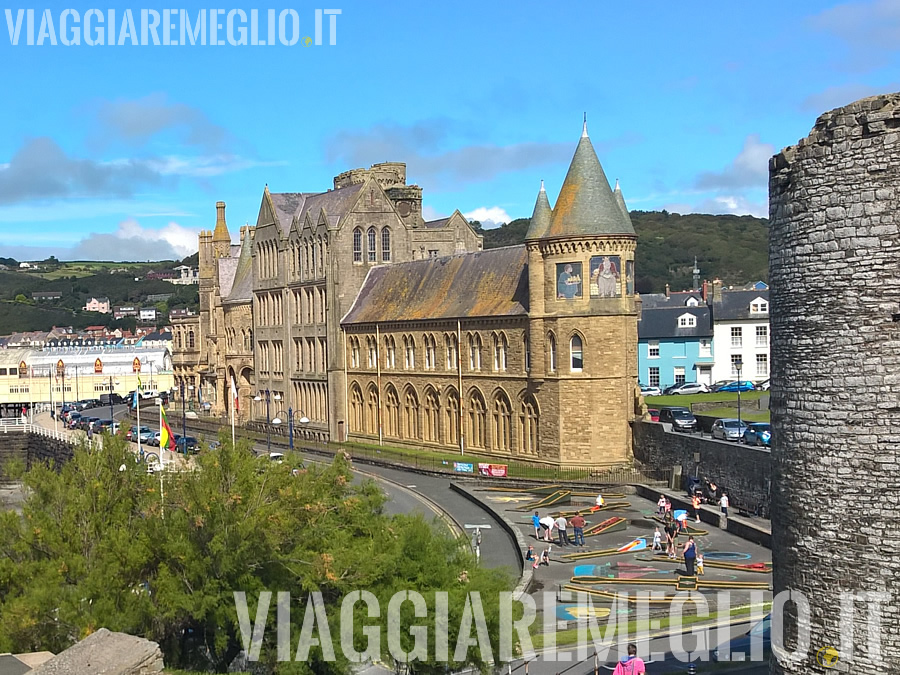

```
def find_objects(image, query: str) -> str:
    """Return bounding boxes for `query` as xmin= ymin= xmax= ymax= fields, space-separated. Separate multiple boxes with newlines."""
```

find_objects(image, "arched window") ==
xmin=366 ymin=385 xmax=379 ymax=435
xmin=493 ymin=333 xmax=508 ymax=371
xmin=468 ymin=390 xmax=486 ymax=449
xmin=424 ymin=334 xmax=436 ymax=370
xmin=381 ymin=228 xmax=391 ymax=262
xmin=175 ymin=331 xmax=182 ymax=349
xmin=350 ymin=337 xmax=360 ymax=368
xmin=424 ymin=388 xmax=439 ymax=442
xmin=404 ymin=335 xmax=415 ymax=369
xmin=317 ymin=238 xmax=324 ymax=275
xmin=446 ymin=389 xmax=459 ymax=446
xmin=404 ymin=388 xmax=419 ymax=439
xmin=524 ymin=334 xmax=530 ymax=372
xmin=385 ymin=386 xmax=400 ymax=438
xmin=492 ymin=391 xmax=512 ymax=452
xmin=367 ymin=227 xmax=376 ymax=262
xmin=385 ymin=336 xmax=395 ymax=369
xmin=519 ymin=395 xmax=539 ymax=455
xmin=311 ymin=240 xmax=317 ymax=275
xmin=366 ymin=337 xmax=377 ymax=368
xmin=549 ymin=333 xmax=557 ymax=372
xmin=188 ymin=330 xmax=195 ymax=349
xmin=445 ymin=334 xmax=457 ymax=370
xmin=350 ymin=384 xmax=364 ymax=433
xmin=570 ymin=335 xmax=584 ymax=372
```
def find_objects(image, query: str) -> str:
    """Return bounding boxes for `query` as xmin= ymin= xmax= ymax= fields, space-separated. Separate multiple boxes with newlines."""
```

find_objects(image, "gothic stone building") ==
xmin=175 ymin=124 xmax=640 ymax=465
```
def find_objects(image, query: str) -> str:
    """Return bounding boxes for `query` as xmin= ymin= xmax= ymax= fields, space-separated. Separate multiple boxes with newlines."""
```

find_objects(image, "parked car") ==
xmin=73 ymin=400 xmax=92 ymax=411
xmin=94 ymin=419 xmax=115 ymax=432
xmin=175 ymin=436 xmax=199 ymax=454
xmin=664 ymin=382 xmax=710 ymax=395
xmin=647 ymin=408 xmax=660 ymax=422
xmin=127 ymin=425 xmax=153 ymax=442
xmin=714 ymin=380 xmax=756 ymax=393
xmin=712 ymin=615 xmax=771 ymax=662
xmin=640 ymin=385 xmax=662 ymax=397
xmin=711 ymin=418 xmax=749 ymax=441
xmin=147 ymin=431 xmax=161 ymax=446
xmin=757 ymin=379 xmax=770 ymax=391
xmin=100 ymin=393 xmax=125 ymax=406
xmin=742 ymin=422 xmax=771 ymax=446
xmin=658 ymin=407 xmax=697 ymax=433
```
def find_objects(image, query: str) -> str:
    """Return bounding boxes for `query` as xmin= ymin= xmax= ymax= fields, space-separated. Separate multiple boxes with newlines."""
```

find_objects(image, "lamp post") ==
xmin=180 ymin=379 xmax=187 ymax=441
xmin=288 ymin=407 xmax=309 ymax=452
xmin=735 ymin=358 xmax=743 ymax=432
xmin=108 ymin=375 xmax=115 ymax=421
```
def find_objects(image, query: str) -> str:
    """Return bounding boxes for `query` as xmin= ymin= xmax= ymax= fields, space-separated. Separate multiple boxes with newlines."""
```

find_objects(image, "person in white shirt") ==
xmin=596 ymin=493 xmax=605 ymax=507
xmin=720 ymin=493 xmax=729 ymax=518
xmin=555 ymin=515 xmax=570 ymax=546
xmin=657 ymin=494 xmax=666 ymax=515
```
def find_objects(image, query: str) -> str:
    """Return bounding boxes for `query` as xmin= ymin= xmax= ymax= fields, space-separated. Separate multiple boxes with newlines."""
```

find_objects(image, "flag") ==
xmin=137 ymin=375 xmax=142 ymax=391
xmin=230 ymin=376 xmax=239 ymax=411
xmin=159 ymin=405 xmax=176 ymax=451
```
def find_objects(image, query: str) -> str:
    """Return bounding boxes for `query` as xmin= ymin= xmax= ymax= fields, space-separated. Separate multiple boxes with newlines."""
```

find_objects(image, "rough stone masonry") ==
xmin=769 ymin=93 xmax=900 ymax=673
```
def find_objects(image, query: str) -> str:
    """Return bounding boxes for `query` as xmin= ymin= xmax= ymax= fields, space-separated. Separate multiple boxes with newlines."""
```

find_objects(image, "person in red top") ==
xmin=692 ymin=493 xmax=702 ymax=523
xmin=570 ymin=514 xmax=586 ymax=546
xmin=613 ymin=644 xmax=646 ymax=674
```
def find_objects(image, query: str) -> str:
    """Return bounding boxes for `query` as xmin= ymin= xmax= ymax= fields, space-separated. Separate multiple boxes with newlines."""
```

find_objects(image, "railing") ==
xmin=1 ymin=420 xmax=103 ymax=450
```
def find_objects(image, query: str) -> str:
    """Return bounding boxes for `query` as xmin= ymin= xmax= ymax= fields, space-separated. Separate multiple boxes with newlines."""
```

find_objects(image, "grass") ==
xmin=646 ymin=391 xmax=765 ymax=408
xmin=702 ymin=407 xmax=770 ymax=423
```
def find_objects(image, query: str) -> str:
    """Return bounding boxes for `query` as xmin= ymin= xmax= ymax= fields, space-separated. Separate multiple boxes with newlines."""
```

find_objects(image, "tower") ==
xmin=525 ymin=121 xmax=639 ymax=465
xmin=212 ymin=201 xmax=231 ymax=258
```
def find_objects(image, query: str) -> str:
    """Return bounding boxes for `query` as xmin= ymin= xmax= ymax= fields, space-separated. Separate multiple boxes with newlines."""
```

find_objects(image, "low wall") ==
xmin=632 ymin=420 xmax=771 ymax=517
xmin=0 ymin=432 xmax=74 ymax=481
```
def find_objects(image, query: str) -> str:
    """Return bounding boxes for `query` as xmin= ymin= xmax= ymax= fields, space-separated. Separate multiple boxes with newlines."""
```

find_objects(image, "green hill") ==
xmin=480 ymin=211 xmax=769 ymax=293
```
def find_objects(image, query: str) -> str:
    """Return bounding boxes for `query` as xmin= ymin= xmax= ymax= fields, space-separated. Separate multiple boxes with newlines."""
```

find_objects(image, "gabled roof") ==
xmin=638 ymin=305 xmax=713 ymax=339
xmin=224 ymin=230 xmax=254 ymax=305
xmin=268 ymin=192 xmax=308 ymax=231
xmin=524 ymin=181 xmax=552 ymax=240
xmin=343 ymin=246 xmax=529 ymax=324
xmin=639 ymin=293 xmax=704 ymax=310
xmin=295 ymin=183 xmax=365 ymax=226
xmin=711 ymin=289 xmax=770 ymax=321
xmin=546 ymin=123 xmax=635 ymax=239
xmin=424 ymin=217 xmax=450 ymax=229
xmin=216 ymin=256 xmax=239 ymax=298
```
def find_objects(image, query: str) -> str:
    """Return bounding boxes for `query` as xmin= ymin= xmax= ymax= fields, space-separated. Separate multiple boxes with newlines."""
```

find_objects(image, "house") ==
xmin=83 ymin=296 xmax=110 ymax=313
xmin=18 ymin=262 xmax=31 ymax=269
xmin=114 ymin=306 xmax=138 ymax=319
xmin=708 ymin=281 xmax=770 ymax=384
xmin=169 ymin=265 xmax=199 ymax=285
xmin=32 ymin=291 xmax=61 ymax=301
xmin=139 ymin=308 xmax=158 ymax=323
xmin=638 ymin=295 xmax=714 ymax=388
xmin=168 ymin=308 xmax=194 ymax=320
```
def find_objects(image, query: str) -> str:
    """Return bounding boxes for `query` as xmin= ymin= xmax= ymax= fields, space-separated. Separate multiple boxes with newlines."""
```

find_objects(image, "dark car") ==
xmin=100 ymin=393 xmax=126 ymax=406
xmin=712 ymin=615 xmax=771 ymax=662
xmin=95 ymin=419 xmax=114 ymax=432
xmin=66 ymin=413 xmax=83 ymax=429
xmin=742 ymin=423 xmax=771 ymax=446
xmin=658 ymin=407 xmax=697 ymax=432
xmin=175 ymin=436 xmax=199 ymax=454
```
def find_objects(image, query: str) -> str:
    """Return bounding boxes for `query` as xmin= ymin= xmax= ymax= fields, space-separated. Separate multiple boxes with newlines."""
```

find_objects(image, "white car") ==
xmin=665 ymin=382 xmax=710 ymax=395
xmin=641 ymin=385 xmax=662 ymax=397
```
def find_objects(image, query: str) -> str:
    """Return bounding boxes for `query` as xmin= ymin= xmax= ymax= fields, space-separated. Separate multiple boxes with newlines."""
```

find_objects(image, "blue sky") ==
xmin=2 ymin=0 xmax=900 ymax=261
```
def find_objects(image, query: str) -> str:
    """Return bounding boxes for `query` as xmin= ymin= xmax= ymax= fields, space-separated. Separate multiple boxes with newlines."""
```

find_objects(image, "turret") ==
xmin=212 ymin=201 xmax=231 ymax=257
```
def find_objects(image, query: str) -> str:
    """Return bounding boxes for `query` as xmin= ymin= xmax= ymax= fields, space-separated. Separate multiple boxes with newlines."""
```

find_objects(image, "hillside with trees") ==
xmin=478 ymin=211 xmax=769 ymax=293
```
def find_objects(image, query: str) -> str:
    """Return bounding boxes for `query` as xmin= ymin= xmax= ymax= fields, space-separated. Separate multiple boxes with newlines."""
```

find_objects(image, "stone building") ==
xmin=342 ymin=124 xmax=639 ymax=464
xmin=175 ymin=124 xmax=641 ymax=465
xmin=769 ymin=93 xmax=900 ymax=672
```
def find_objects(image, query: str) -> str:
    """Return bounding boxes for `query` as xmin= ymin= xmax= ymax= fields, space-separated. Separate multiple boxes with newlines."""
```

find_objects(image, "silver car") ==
xmin=711 ymin=418 xmax=749 ymax=441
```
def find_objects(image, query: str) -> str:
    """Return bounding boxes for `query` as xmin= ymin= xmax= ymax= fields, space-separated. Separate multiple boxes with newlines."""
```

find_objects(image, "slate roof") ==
xmin=613 ymin=181 xmax=634 ymax=231
xmin=268 ymin=192 xmax=308 ymax=230
xmin=546 ymin=125 xmax=635 ymax=238
xmin=711 ymin=289 xmax=770 ymax=321
xmin=638 ymin=306 xmax=713 ymax=340
xmin=343 ymin=246 xmax=529 ymax=324
xmin=639 ymin=293 xmax=704 ymax=310
xmin=269 ymin=184 xmax=365 ymax=230
xmin=216 ymin=256 xmax=239 ymax=299
xmin=524 ymin=182 xmax=552 ymax=240
xmin=424 ymin=217 xmax=450 ymax=229
xmin=0 ymin=654 xmax=30 ymax=675
xmin=224 ymin=232 xmax=254 ymax=304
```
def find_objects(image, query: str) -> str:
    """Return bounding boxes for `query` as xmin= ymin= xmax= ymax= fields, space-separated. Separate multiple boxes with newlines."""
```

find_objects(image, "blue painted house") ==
xmin=638 ymin=293 xmax=715 ymax=389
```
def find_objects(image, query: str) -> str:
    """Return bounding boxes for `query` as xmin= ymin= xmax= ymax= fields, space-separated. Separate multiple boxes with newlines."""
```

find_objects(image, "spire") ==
xmin=546 ymin=124 xmax=635 ymax=238
xmin=582 ymin=112 xmax=588 ymax=138
xmin=525 ymin=180 xmax=553 ymax=240
xmin=212 ymin=201 xmax=230 ymax=243
xmin=613 ymin=179 xmax=634 ymax=231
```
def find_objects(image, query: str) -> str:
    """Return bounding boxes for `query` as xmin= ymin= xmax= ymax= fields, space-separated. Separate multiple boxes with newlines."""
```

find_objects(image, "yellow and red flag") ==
xmin=159 ymin=405 xmax=176 ymax=451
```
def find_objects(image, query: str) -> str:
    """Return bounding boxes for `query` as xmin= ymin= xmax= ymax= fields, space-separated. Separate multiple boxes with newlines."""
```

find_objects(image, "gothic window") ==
xmin=350 ymin=337 xmax=360 ymax=369
xmin=492 ymin=391 xmax=512 ymax=452
xmin=381 ymin=228 xmax=391 ymax=262
xmin=404 ymin=388 xmax=419 ymax=439
xmin=519 ymin=395 xmax=539 ymax=455
xmin=424 ymin=334 xmax=436 ymax=370
xmin=404 ymin=335 xmax=415 ymax=369
xmin=366 ymin=384 xmax=379 ymax=435
xmin=353 ymin=228 xmax=362 ymax=263
xmin=493 ymin=333 xmax=508 ymax=371
xmin=350 ymin=384 xmax=363 ymax=432
xmin=367 ymin=227 xmax=376 ymax=263
xmin=385 ymin=336 xmax=396 ymax=369
xmin=188 ymin=330 xmax=195 ymax=349
xmin=175 ymin=331 xmax=182 ymax=349
xmin=468 ymin=390 xmax=487 ymax=449
xmin=468 ymin=333 xmax=482 ymax=371
xmin=424 ymin=387 xmax=439 ymax=442
xmin=446 ymin=389 xmax=459 ymax=446
xmin=570 ymin=334 xmax=584 ymax=372
xmin=385 ymin=386 xmax=400 ymax=438
xmin=445 ymin=334 xmax=458 ymax=370
xmin=524 ymin=334 xmax=531 ymax=372
xmin=366 ymin=336 xmax=377 ymax=368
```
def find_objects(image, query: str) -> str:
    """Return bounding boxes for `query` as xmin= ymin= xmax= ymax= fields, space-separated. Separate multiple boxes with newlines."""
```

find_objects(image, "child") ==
xmin=525 ymin=545 xmax=535 ymax=562
xmin=540 ymin=546 xmax=551 ymax=566
xmin=652 ymin=527 xmax=662 ymax=552
xmin=696 ymin=553 xmax=705 ymax=576
xmin=657 ymin=494 xmax=666 ymax=515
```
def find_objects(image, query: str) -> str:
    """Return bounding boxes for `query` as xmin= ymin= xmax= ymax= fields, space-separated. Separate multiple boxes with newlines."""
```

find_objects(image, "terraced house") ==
xmin=174 ymin=123 xmax=642 ymax=466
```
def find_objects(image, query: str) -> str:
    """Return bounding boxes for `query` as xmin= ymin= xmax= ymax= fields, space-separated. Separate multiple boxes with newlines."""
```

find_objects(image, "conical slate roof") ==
xmin=546 ymin=123 xmax=635 ymax=238
xmin=613 ymin=179 xmax=634 ymax=232
xmin=524 ymin=180 xmax=552 ymax=240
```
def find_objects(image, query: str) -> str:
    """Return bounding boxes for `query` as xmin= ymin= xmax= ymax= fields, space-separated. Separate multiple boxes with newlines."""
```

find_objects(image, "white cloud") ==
xmin=808 ymin=0 xmax=900 ymax=65
xmin=144 ymin=154 xmax=287 ymax=178
xmin=695 ymin=134 xmax=774 ymax=191
xmin=801 ymin=82 xmax=899 ymax=112
xmin=463 ymin=206 xmax=511 ymax=228
xmin=421 ymin=205 xmax=446 ymax=221
xmin=693 ymin=195 xmax=768 ymax=218
xmin=69 ymin=219 xmax=199 ymax=260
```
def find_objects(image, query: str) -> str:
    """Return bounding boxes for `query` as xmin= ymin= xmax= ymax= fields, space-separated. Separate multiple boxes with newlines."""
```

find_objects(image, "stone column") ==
xmin=768 ymin=93 xmax=900 ymax=673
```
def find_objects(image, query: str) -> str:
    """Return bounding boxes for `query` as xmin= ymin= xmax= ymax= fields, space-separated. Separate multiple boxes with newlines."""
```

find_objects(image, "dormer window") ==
xmin=686 ymin=297 xmax=700 ymax=307
xmin=677 ymin=313 xmax=697 ymax=328
xmin=750 ymin=298 xmax=769 ymax=314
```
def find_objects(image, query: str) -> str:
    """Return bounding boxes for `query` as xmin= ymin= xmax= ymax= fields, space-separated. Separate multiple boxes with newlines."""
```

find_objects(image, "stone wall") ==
xmin=769 ymin=93 xmax=900 ymax=673
xmin=631 ymin=420 xmax=772 ymax=514
xmin=0 ymin=432 xmax=74 ymax=479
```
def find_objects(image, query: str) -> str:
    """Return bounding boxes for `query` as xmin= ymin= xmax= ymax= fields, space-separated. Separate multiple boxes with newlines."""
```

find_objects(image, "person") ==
xmin=657 ymin=494 xmax=666 ymax=515
xmin=539 ymin=547 xmax=551 ymax=566
xmin=570 ymin=513 xmax=586 ymax=546
xmin=696 ymin=553 xmax=705 ymax=576
xmin=720 ymin=492 xmax=729 ymax=518
xmin=682 ymin=536 xmax=697 ymax=577
xmin=596 ymin=493 xmax=605 ymax=507
xmin=596 ymin=256 xmax=620 ymax=298
xmin=652 ymin=527 xmax=662 ymax=552
xmin=676 ymin=510 xmax=689 ymax=532
xmin=557 ymin=264 xmax=581 ymax=299
xmin=664 ymin=517 xmax=676 ymax=559
xmin=555 ymin=515 xmax=570 ymax=547
xmin=532 ymin=512 xmax=542 ymax=540
xmin=692 ymin=493 xmax=702 ymax=523
xmin=612 ymin=643 xmax=646 ymax=675
xmin=664 ymin=498 xmax=672 ymax=514
xmin=539 ymin=515 xmax=555 ymax=542
xmin=525 ymin=545 xmax=535 ymax=562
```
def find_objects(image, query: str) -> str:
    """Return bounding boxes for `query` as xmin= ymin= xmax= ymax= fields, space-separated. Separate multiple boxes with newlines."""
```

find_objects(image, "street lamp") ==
xmin=254 ymin=390 xmax=272 ymax=452
xmin=180 ymin=379 xmax=187 ymax=442
xmin=288 ymin=408 xmax=309 ymax=451
xmin=735 ymin=358 xmax=743 ymax=432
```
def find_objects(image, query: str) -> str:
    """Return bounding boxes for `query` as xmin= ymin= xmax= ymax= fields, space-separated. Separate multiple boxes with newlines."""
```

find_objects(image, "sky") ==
xmin=2 ymin=0 xmax=900 ymax=261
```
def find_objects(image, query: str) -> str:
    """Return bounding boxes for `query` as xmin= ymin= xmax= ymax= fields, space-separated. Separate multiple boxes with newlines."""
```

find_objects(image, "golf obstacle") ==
xmin=518 ymin=490 xmax=572 ymax=510
xmin=635 ymin=553 xmax=773 ymax=574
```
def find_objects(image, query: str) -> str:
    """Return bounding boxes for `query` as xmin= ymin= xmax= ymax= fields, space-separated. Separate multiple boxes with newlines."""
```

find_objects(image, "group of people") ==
xmin=532 ymin=511 xmax=587 ymax=547
xmin=653 ymin=503 xmax=704 ymax=577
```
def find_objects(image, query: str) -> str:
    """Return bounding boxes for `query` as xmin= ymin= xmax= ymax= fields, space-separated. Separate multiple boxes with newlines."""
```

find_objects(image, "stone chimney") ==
xmin=712 ymin=278 xmax=723 ymax=303
xmin=702 ymin=280 xmax=709 ymax=302
xmin=665 ymin=283 xmax=670 ymax=298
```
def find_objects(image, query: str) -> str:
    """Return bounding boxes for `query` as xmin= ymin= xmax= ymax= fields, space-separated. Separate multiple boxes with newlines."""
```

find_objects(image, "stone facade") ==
xmin=769 ymin=93 xmax=900 ymax=672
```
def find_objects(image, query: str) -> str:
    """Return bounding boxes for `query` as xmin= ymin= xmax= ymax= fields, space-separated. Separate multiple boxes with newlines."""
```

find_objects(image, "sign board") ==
xmin=454 ymin=462 xmax=474 ymax=473
xmin=94 ymin=358 xmax=103 ymax=374
xmin=478 ymin=463 xmax=508 ymax=477
xmin=56 ymin=359 xmax=65 ymax=377
xmin=18 ymin=360 xmax=27 ymax=378
xmin=132 ymin=357 xmax=141 ymax=373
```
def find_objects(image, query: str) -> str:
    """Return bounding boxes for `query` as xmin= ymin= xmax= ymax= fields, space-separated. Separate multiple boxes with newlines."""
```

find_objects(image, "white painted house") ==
xmin=709 ymin=283 xmax=770 ymax=384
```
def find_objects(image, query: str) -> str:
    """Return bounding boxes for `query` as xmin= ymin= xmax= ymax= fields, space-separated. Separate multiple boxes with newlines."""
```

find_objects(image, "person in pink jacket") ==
xmin=613 ymin=644 xmax=646 ymax=674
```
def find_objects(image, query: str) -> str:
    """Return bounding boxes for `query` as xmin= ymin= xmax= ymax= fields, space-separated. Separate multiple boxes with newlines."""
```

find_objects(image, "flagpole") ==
xmin=51 ymin=369 xmax=57 ymax=433
xmin=136 ymin=388 xmax=142 ymax=457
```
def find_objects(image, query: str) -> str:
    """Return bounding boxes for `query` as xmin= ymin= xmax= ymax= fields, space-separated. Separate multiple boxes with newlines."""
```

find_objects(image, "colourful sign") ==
xmin=94 ymin=358 xmax=103 ymax=374
xmin=454 ymin=462 xmax=474 ymax=473
xmin=18 ymin=360 xmax=27 ymax=378
xmin=617 ymin=538 xmax=648 ymax=553
xmin=477 ymin=463 xmax=508 ymax=477
xmin=56 ymin=359 xmax=65 ymax=377
xmin=132 ymin=357 xmax=141 ymax=373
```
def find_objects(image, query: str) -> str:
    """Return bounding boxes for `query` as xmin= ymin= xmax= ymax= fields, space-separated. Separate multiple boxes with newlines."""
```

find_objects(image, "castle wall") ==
xmin=769 ymin=93 xmax=900 ymax=673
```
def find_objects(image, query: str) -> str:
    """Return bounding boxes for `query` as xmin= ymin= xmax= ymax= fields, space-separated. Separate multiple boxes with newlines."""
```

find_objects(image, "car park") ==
xmin=711 ymin=418 xmax=748 ymax=441
xmin=658 ymin=407 xmax=697 ymax=433
xmin=714 ymin=380 xmax=756 ymax=393
xmin=664 ymin=382 xmax=710 ymax=395
xmin=742 ymin=422 xmax=771 ymax=446
xmin=640 ymin=385 xmax=662 ymax=397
